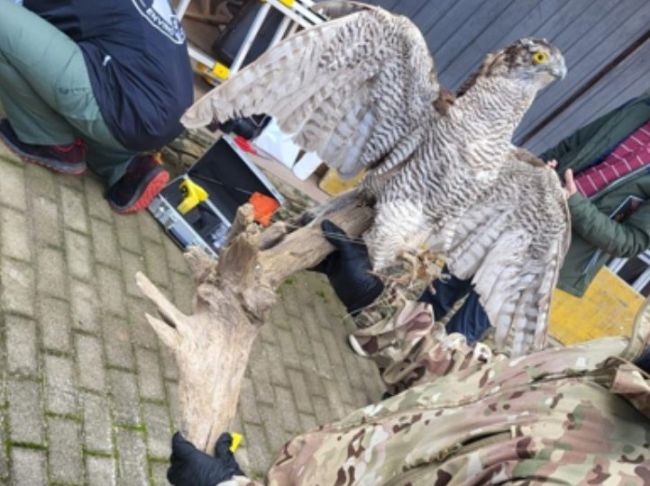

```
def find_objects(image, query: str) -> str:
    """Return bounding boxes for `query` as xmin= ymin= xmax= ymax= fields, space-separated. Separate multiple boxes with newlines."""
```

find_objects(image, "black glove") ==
xmin=311 ymin=220 xmax=384 ymax=314
xmin=210 ymin=116 xmax=269 ymax=139
xmin=167 ymin=432 xmax=244 ymax=486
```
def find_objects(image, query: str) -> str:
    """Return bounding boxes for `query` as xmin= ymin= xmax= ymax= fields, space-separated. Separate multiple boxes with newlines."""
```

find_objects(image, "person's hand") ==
xmin=563 ymin=168 xmax=578 ymax=197
xmin=311 ymin=220 xmax=384 ymax=315
xmin=546 ymin=160 xmax=578 ymax=197
xmin=167 ymin=432 xmax=244 ymax=486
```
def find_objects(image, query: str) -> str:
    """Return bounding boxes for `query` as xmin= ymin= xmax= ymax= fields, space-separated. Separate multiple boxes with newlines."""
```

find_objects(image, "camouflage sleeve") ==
xmin=349 ymin=301 xmax=495 ymax=395
xmin=258 ymin=342 xmax=650 ymax=486
xmin=216 ymin=305 xmax=648 ymax=486
xmin=606 ymin=359 xmax=650 ymax=417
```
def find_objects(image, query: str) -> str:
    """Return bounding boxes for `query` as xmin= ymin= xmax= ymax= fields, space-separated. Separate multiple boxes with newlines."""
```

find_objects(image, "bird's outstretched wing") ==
xmin=182 ymin=9 xmax=440 ymax=178
xmin=442 ymin=162 xmax=571 ymax=357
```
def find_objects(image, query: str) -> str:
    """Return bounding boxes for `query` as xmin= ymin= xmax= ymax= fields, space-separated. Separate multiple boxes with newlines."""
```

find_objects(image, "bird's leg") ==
xmin=390 ymin=248 xmax=441 ymax=290
xmin=364 ymin=198 xmax=429 ymax=271
xmin=365 ymin=253 xmax=416 ymax=291
xmin=396 ymin=249 xmax=419 ymax=286
xmin=353 ymin=247 xmax=442 ymax=329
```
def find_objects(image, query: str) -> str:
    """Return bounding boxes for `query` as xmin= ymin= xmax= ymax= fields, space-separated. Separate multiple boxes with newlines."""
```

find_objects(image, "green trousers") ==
xmin=0 ymin=0 xmax=135 ymax=186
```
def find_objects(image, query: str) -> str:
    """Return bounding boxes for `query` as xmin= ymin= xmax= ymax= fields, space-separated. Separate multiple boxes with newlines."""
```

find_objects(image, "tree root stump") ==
xmin=136 ymin=203 xmax=373 ymax=451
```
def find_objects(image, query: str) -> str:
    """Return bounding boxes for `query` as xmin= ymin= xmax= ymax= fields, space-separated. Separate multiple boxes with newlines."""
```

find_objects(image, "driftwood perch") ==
xmin=136 ymin=203 xmax=373 ymax=451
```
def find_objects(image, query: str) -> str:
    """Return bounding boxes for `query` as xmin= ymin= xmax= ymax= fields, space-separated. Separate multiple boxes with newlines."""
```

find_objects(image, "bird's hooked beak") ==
xmin=550 ymin=55 xmax=567 ymax=80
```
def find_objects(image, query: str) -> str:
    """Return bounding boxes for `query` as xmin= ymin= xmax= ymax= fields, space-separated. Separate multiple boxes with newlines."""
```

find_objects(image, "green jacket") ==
xmin=541 ymin=90 xmax=650 ymax=296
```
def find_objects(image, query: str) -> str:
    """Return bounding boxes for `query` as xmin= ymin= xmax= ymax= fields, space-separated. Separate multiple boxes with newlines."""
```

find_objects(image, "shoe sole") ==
xmin=111 ymin=170 xmax=170 ymax=214
xmin=347 ymin=334 xmax=369 ymax=357
xmin=0 ymin=132 xmax=86 ymax=175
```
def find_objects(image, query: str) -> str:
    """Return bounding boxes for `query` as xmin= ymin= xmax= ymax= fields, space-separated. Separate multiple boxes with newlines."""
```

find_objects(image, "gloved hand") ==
xmin=167 ymin=432 xmax=244 ymax=486
xmin=311 ymin=220 xmax=384 ymax=314
xmin=209 ymin=116 xmax=269 ymax=139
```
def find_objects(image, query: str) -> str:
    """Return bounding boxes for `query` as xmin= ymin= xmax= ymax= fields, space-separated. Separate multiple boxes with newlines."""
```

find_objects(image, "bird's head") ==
xmin=481 ymin=38 xmax=567 ymax=89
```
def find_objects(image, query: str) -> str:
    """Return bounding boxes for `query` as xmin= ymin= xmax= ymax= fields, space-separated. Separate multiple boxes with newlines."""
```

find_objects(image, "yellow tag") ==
xmin=211 ymin=62 xmax=230 ymax=80
xmin=177 ymin=179 xmax=208 ymax=214
xmin=230 ymin=433 xmax=243 ymax=453
xmin=279 ymin=0 xmax=295 ymax=7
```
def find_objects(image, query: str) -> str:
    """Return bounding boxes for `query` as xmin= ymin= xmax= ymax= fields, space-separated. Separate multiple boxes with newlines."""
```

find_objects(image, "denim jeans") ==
xmin=418 ymin=266 xmax=491 ymax=344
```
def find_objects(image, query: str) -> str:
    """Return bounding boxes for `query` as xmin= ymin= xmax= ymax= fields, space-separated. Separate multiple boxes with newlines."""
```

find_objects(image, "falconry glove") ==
xmin=312 ymin=220 xmax=384 ymax=315
xmin=167 ymin=432 xmax=244 ymax=486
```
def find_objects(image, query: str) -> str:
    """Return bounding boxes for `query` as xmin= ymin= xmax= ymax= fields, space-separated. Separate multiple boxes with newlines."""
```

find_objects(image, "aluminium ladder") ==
xmin=176 ymin=0 xmax=327 ymax=84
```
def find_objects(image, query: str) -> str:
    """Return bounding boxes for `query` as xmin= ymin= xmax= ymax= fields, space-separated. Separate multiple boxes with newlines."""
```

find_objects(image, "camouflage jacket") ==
xmin=222 ymin=303 xmax=650 ymax=485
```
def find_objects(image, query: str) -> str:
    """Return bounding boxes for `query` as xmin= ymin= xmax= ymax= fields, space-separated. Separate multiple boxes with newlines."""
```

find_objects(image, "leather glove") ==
xmin=167 ymin=432 xmax=244 ymax=486
xmin=311 ymin=220 xmax=384 ymax=315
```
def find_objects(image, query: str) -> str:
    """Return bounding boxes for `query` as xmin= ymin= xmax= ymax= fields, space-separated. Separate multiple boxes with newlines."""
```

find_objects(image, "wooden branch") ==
xmin=257 ymin=205 xmax=373 ymax=289
xmin=137 ymin=202 xmax=372 ymax=451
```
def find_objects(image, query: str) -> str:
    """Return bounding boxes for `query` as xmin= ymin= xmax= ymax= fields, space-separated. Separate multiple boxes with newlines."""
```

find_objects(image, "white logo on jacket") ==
xmin=131 ymin=0 xmax=186 ymax=44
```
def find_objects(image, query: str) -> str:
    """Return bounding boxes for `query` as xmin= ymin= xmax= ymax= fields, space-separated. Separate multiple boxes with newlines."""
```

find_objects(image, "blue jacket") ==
xmin=25 ymin=0 xmax=194 ymax=151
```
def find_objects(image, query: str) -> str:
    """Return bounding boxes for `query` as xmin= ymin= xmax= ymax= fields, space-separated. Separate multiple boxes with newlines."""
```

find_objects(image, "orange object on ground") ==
xmin=249 ymin=192 xmax=279 ymax=226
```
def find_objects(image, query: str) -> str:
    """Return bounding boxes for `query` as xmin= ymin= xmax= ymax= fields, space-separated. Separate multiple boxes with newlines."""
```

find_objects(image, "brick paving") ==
xmin=0 ymin=139 xmax=384 ymax=484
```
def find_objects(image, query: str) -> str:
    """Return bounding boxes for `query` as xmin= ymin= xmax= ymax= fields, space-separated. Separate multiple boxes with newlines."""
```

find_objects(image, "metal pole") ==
xmin=187 ymin=45 xmax=218 ymax=69
xmin=270 ymin=16 xmax=292 ymax=47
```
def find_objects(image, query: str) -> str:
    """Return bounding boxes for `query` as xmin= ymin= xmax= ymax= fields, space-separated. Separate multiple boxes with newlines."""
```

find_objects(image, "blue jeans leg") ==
xmin=418 ymin=267 xmax=473 ymax=317
xmin=418 ymin=267 xmax=491 ymax=344
xmin=444 ymin=290 xmax=491 ymax=344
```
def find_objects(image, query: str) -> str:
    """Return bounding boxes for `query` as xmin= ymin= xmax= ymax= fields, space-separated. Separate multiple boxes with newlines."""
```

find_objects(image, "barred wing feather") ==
xmin=444 ymin=164 xmax=571 ymax=357
xmin=182 ymin=9 xmax=439 ymax=178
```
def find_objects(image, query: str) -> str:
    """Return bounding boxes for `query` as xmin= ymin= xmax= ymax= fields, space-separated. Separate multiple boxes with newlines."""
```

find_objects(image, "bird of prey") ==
xmin=181 ymin=7 xmax=571 ymax=356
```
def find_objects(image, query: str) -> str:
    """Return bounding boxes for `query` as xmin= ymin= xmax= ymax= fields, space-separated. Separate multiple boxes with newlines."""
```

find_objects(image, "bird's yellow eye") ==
xmin=532 ymin=51 xmax=549 ymax=64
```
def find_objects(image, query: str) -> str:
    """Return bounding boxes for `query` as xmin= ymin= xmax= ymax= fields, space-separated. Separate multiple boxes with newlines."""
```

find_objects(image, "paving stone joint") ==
xmin=0 ymin=134 xmax=384 ymax=485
